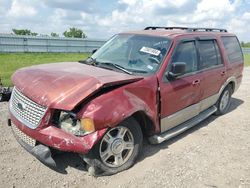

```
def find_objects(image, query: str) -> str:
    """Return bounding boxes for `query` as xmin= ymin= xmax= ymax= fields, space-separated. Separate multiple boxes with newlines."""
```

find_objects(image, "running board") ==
xmin=149 ymin=106 xmax=217 ymax=144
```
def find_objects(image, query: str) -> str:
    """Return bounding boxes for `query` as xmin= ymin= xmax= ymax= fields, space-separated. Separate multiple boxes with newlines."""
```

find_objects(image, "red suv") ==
xmin=8 ymin=27 xmax=243 ymax=176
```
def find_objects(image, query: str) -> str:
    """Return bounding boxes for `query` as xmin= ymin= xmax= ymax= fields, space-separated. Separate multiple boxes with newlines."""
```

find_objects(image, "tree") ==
xmin=240 ymin=41 xmax=250 ymax=47
xmin=12 ymin=29 xmax=38 ymax=36
xmin=63 ymin=27 xmax=86 ymax=38
xmin=51 ymin=32 xmax=59 ymax=37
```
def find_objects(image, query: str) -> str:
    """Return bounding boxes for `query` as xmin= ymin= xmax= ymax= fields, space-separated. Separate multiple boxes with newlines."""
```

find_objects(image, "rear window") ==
xmin=222 ymin=36 xmax=243 ymax=63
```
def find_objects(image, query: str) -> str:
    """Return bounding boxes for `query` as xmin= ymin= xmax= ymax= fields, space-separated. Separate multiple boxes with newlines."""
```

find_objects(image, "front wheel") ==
xmin=82 ymin=117 xmax=143 ymax=176
xmin=215 ymin=85 xmax=232 ymax=115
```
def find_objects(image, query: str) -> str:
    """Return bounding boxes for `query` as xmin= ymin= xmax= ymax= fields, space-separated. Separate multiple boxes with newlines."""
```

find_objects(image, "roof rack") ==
xmin=144 ymin=26 xmax=227 ymax=33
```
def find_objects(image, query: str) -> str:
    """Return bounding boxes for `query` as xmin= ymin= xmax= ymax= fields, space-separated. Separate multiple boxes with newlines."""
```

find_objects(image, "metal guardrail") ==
xmin=0 ymin=34 xmax=106 ymax=53
xmin=0 ymin=34 xmax=249 ymax=54
xmin=242 ymin=48 xmax=250 ymax=54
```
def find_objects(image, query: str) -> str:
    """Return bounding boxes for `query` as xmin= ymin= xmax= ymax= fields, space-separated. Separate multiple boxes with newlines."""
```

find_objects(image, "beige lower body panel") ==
xmin=161 ymin=93 xmax=219 ymax=133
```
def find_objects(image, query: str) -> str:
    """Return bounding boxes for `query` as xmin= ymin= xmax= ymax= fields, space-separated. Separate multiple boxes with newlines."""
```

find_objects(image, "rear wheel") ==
xmin=215 ymin=85 xmax=232 ymax=115
xmin=82 ymin=118 xmax=143 ymax=176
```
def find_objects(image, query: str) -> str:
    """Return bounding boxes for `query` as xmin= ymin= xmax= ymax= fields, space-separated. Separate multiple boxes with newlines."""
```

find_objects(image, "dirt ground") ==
xmin=0 ymin=68 xmax=250 ymax=188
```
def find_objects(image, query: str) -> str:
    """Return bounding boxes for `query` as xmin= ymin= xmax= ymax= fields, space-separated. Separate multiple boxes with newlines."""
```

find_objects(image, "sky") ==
xmin=0 ymin=0 xmax=250 ymax=41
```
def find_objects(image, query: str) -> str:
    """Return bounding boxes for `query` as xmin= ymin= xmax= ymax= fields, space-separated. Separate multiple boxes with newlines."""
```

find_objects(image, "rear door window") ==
xmin=198 ymin=40 xmax=222 ymax=70
xmin=222 ymin=36 xmax=243 ymax=63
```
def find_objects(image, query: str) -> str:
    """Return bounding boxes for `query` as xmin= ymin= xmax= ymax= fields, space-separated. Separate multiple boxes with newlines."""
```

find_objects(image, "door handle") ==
xmin=221 ymin=71 xmax=226 ymax=76
xmin=192 ymin=79 xmax=200 ymax=85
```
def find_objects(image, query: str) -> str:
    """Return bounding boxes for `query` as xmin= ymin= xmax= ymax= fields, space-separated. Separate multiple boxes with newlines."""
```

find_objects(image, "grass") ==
xmin=0 ymin=53 xmax=250 ymax=87
xmin=0 ymin=53 xmax=89 ymax=86
xmin=244 ymin=54 xmax=250 ymax=66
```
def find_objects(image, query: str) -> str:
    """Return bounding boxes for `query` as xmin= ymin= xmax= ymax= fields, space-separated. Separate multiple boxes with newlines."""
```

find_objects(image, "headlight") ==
xmin=58 ymin=111 xmax=95 ymax=136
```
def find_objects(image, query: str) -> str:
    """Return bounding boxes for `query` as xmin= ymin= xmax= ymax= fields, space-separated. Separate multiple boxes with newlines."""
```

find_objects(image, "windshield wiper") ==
xmin=79 ymin=59 xmax=133 ymax=75
xmin=97 ymin=62 xmax=133 ymax=75
xmin=129 ymin=69 xmax=149 ymax=74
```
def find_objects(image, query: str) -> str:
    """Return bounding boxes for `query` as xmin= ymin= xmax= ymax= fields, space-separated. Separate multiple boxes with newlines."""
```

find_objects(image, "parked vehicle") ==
xmin=8 ymin=27 xmax=243 ymax=176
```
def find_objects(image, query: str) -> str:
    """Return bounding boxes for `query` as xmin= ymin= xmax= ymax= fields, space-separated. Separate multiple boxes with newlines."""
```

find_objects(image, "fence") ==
xmin=242 ymin=48 xmax=250 ymax=54
xmin=0 ymin=34 xmax=106 ymax=53
xmin=0 ymin=34 xmax=250 ymax=54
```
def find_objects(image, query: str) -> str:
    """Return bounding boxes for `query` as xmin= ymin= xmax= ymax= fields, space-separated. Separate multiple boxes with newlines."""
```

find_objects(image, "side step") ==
xmin=149 ymin=106 xmax=217 ymax=144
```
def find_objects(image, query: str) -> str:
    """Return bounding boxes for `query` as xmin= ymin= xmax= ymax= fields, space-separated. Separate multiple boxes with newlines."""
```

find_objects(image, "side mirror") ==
xmin=168 ymin=62 xmax=186 ymax=78
xmin=92 ymin=49 xmax=97 ymax=54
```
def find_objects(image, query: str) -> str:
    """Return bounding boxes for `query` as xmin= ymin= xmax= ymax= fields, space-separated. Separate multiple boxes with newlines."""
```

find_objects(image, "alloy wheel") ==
xmin=99 ymin=126 xmax=134 ymax=168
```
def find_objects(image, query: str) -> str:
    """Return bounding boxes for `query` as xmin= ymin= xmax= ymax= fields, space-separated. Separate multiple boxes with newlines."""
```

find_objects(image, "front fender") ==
xmin=78 ymin=77 xmax=159 ymax=132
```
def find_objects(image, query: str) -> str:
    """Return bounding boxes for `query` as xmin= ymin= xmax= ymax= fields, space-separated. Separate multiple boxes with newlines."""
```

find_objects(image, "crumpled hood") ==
xmin=12 ymin=62 xmax=143 ymax=110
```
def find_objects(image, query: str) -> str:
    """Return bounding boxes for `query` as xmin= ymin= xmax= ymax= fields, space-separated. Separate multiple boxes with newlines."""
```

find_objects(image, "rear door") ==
xmin=196 ymin=38 xmax=226 ymax=111
xmin=221 ymin=36 xmax=244 ymax=89
xmin=159 ymin=39 xmax=202 ymax=132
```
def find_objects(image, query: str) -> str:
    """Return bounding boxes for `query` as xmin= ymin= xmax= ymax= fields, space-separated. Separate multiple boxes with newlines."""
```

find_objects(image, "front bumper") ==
xmin=11 ymin=128 xmax=56 ymax=167
xmin=9 ymin=112 xmax=107 ymax=155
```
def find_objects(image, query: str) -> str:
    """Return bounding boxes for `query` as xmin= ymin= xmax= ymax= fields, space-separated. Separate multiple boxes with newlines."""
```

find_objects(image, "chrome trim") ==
xmin=161 ymin=103 xmax=199 ymax=133
xmin=161 ymin=93 xmax=218 ymax=133
xmin=150 ymin=106 xmax=217 ymax=144
xmin=199 ymin=94 xmax=219 ymax=112
xmin=9 ymin=87 xmax=47 ymax=129
xmin=12 ymin=123 xmax=36 ymax=147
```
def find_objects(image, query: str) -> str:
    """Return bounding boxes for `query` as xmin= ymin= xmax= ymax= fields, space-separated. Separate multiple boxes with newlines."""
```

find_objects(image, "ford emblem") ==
xmin=17 ymin=102 xmax=26 ymax=111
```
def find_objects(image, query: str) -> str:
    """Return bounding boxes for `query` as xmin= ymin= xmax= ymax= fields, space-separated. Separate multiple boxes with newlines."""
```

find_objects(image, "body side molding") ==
xmin=149 ymin=106 xmax=217 ymax=144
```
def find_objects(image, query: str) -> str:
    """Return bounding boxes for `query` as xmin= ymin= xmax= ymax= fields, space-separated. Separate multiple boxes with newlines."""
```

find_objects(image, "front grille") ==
xmin=10 ymin=87 xmax=47 ymax=129
xmin=12 ymin=123 xmax=36 ymax=147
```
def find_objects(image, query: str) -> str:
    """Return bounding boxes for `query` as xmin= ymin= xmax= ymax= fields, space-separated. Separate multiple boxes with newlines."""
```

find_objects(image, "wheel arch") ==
xmin=219 ymin=76 xmax=237 ymax=96
xmin=228 ymin=81 xmax=235 ymax=93
xmin=130 ymin=111 xmax=156 ymax=137
xmin=79 ymin=87 xmax=158 ymax=133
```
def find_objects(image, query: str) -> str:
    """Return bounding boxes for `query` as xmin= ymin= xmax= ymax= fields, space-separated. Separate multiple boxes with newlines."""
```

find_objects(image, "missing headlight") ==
xmin=58 ymin=111 xmax=86 ymax=136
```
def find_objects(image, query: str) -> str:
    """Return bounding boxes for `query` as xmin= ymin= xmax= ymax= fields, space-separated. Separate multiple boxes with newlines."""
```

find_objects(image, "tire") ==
xmin=0 ymin=93 xmax=11 ymax=102
xmin=215 ymin=85 xmax=233 ymax=115
xmin=82 ymin=117 xmax=143 ymax=176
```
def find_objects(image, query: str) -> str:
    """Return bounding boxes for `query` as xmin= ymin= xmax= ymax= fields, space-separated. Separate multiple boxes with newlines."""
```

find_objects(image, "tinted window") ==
xmin=199 ymin=40 xmax=222 ymax=69
xmin=171 ymin=41 xmax=198 ymax=73
xmin=222 ymin=36 xmax=243 ymax=63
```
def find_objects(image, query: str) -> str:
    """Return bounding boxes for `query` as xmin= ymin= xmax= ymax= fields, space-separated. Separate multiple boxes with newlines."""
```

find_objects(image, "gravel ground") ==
xmin=0 ymin=68 xmax=250 ymax=188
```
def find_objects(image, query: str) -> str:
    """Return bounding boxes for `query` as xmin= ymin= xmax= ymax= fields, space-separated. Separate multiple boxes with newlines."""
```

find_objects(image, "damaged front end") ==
xmin=56 ymin=110 xmax=96 ymax=136
xmin=9 ymin=109 xmax=108 ymax=168
xmin=8 ymin=86 xmax=109 ymax=168
xmin=8 ymin=60 xmax=158 ymax=171
xmin=8 ymin=75 xmax=143 ymax=168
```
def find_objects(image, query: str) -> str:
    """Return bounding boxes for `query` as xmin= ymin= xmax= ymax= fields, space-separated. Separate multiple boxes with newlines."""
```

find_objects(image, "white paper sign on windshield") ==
xmin=140 ymin=47 xmax=161 ymax=56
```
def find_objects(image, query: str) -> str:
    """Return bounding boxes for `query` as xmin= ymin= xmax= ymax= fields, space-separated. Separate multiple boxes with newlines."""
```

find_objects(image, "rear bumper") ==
xmin=9 ymin=112 xmax=107 ymax=155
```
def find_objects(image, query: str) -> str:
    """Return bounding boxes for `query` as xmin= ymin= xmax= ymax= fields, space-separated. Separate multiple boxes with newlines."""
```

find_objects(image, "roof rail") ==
xmin=144 ymin=26 xmax=227 ymax=33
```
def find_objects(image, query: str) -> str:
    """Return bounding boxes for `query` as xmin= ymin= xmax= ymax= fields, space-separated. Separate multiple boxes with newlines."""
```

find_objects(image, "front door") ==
xmin=159 ymin=39 xmax=202 ymax=132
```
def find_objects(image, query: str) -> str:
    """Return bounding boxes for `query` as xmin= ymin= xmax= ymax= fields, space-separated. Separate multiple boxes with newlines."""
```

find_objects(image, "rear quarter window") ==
xmin=221 ymin=36 xmax=243 ymax=63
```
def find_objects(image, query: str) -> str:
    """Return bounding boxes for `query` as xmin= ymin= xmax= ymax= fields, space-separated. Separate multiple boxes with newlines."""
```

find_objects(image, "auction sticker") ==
xmin=140 ymin=46 xmax=161 ymax=56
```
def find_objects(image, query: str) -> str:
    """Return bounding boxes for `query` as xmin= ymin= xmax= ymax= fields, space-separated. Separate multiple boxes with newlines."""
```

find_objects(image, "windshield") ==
xmin=91 ymin=34 xmax=171 ymax=74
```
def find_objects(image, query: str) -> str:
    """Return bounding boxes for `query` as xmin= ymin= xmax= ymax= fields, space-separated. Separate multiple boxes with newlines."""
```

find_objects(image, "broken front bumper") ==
xmin=8 ymin=113 xmax=107 ymax=167
xmin=12 ymin=130 xmax=56 ymax=167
